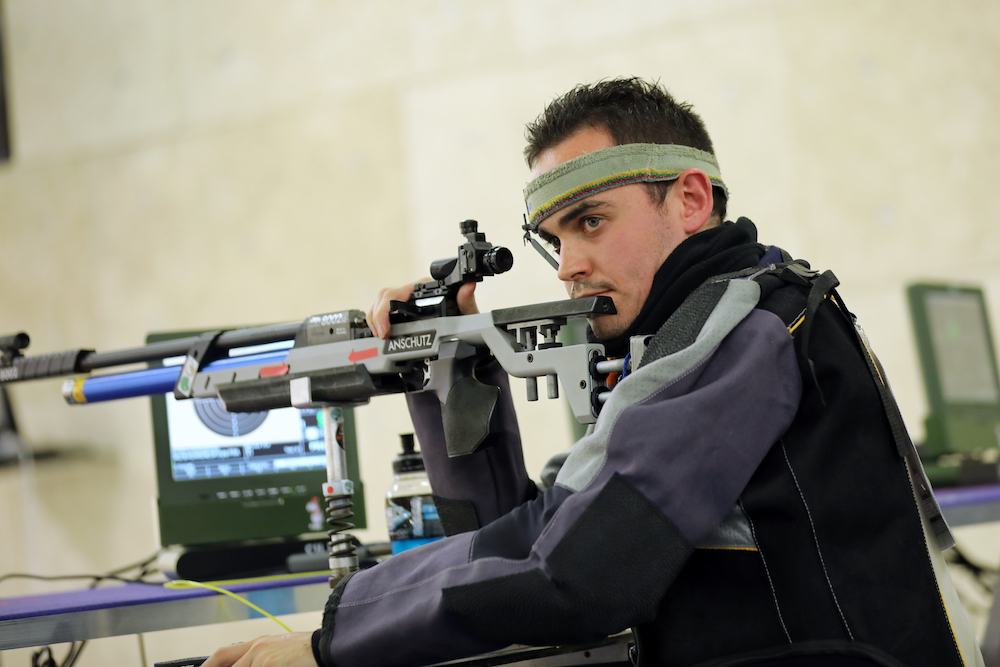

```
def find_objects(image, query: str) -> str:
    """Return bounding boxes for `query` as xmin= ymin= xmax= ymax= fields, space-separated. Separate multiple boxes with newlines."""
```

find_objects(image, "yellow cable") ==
xmin=164 ymin=579 xmax=293 ymax=633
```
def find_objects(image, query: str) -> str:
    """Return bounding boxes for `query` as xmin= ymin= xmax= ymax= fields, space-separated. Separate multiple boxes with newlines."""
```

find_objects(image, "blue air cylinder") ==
xmin=61 ymin=350 xmax=289 ymax=404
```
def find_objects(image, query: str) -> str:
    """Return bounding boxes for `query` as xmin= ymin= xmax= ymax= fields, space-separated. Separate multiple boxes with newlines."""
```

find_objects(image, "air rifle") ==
xmin=0 ymin=220 xmax=620 ymax=448
xmin=1 ymin=219 xmax=622 ymax=582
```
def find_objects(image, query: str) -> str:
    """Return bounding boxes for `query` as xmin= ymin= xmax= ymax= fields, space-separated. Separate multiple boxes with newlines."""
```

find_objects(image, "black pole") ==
xmin=75 ymin=321 xmax=303 ymax=372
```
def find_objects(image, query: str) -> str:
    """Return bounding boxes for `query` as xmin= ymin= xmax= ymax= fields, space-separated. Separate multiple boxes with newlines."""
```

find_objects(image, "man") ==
xmin=205 ymin=79 xmax=981 ymax=667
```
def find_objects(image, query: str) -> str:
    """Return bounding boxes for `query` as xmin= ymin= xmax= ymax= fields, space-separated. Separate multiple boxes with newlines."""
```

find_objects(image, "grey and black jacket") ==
xmin=318 ymin=220 xmax=981 ymax=667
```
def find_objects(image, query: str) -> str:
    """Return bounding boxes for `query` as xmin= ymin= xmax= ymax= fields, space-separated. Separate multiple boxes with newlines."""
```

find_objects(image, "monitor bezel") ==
xmin=146 ymin=329 xmax=367 ymax=547
xmin=907 ymin=283 xmax=1000 ymax=456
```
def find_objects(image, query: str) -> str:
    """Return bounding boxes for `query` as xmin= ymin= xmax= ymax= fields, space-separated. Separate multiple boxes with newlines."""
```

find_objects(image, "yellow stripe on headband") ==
xmin=523 ymin=143 xmax=727 ymax=230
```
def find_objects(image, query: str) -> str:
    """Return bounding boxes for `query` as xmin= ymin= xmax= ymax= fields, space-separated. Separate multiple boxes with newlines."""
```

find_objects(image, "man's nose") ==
xmin=556 ymin=240 xmax=591 ymax=283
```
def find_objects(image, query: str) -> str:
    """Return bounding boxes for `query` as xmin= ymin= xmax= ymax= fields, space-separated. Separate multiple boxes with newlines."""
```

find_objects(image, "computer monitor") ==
xmin=907 ymin=283 xmax=1000 ymax=459
xmin=147 ymin=330 xmax=367 ymax=556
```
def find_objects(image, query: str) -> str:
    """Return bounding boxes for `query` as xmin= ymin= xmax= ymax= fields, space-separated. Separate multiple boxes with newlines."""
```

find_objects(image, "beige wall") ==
xmin=1 ymin=1 xmax=999 ymax=663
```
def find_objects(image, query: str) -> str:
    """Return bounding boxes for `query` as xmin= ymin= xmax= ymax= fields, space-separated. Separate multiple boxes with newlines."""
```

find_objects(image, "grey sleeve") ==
xmin=320 ymin=306 xmax=802 ymax=667
xmin=405 ymin=358 xmax=537 ymax=534
xmin=538 ymin=450 xmax=571 ymax=491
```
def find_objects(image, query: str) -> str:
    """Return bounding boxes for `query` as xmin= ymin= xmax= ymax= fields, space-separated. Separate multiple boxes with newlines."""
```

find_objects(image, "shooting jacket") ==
xmin=317 ymin=219 xmax=982 ymax=667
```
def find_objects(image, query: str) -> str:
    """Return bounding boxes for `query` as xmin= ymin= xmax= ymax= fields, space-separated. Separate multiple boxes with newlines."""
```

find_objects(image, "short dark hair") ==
xmin=524 ymin=78 xmax=727 ymax=223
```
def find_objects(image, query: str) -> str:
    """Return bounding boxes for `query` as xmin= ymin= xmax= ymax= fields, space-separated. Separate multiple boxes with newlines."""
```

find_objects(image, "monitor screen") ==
xmin=148 ymin=331 xmax=366 ymax=548
xmin=908 ymin=283 xmax=1000 ymax=458
xmin=165 ymin=395 xmax=327 ymax=483
xmin=925 ymin=291 xmax=1000 ymax=405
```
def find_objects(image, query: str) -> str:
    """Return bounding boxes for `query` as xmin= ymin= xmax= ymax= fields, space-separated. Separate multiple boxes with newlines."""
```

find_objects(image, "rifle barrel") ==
xmin=76 ymin=322 xmax=302 ymax=372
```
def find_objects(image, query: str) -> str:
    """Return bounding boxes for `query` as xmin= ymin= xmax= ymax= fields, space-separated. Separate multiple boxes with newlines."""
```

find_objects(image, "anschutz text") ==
xmin=385 ymin=332 xmax=436 ymax=354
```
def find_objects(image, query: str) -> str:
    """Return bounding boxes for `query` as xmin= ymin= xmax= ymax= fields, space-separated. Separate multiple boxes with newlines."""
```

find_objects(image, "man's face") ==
xmin=532 ymin=126 xmax=688 ymax=340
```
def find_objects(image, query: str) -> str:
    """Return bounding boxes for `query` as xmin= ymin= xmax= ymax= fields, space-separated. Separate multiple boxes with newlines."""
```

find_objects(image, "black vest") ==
xmin=632 ymin=264 xmax=971 ymax=667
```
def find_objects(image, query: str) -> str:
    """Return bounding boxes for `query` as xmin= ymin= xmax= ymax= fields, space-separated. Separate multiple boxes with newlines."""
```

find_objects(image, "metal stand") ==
xmin=320 ymin=406 xmax=359 ymax=586
xmin=289 ymin=376 xmax=359 ymax=587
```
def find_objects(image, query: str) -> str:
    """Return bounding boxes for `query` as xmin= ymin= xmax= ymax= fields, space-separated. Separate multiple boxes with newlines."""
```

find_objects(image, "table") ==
xmin=0 ymin=573 xmax=331 ymax=651
xmin=935 ymin=484 xmax=1000 ymax=527
xmin=0 ymin=574 xmax=632 ymax=665
xmin=9 ymin=483 xmax=992 ymax=663
xmin=932 ymin=484 xmax=1000 ymax=667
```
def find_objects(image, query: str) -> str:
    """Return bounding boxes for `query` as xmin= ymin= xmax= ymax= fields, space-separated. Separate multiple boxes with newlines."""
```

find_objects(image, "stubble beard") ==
xmin=570 ymin=279 xmax=625 ymax=340
xmin=569 ymin=279 xmax=615 ymax=301
xmin=588 ymin=314 xmax=629 ymax=340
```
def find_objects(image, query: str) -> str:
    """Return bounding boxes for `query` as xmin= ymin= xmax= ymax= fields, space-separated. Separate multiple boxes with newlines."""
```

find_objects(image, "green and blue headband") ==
xmin=523 ymin=143 xmax=727 ymax=232
xmin=520 ymin=143 xmax=727 ymax=270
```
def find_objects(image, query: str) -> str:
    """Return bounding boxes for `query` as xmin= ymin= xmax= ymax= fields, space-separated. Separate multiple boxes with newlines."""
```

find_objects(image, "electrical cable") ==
xmin=104 ymin=550 xmax=163 ymax=577
xmin=61 ymin=641 xmax=86 ymax=667
xmin=138 ymin=632 xmax=149 ymax=667
xmin=163 ymin=580 xmax=293 ymax=633
xmin=944 ymin=545 xmax=998 ymax=617
xmin=0 ymin=548 xmax=164 ymax=589
xmin=948 ymin=545 xmax=998 ymax=592
xmin=30 ymin=646 xmax=54 ymax=667
xmin=6 ymin=551 xmax=299 ymax=661
xmin=3 ymin=549 xmax=164 ymax=666
xmin=0 ymin=572 xmax=162 ymax=587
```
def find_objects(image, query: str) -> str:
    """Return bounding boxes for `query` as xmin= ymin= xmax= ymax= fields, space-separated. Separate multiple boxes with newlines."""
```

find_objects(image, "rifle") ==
xmin=0 ymin=220 xmax=622 ymax=582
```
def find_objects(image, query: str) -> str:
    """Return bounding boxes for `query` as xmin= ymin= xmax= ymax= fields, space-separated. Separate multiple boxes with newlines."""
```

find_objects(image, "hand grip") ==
xmin=441 ymin=375 xmax=500 ymax=457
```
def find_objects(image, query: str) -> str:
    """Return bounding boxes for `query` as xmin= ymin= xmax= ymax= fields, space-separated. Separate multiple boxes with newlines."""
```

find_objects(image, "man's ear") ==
xmin=670 ymin=168 xmax=715 ymax=234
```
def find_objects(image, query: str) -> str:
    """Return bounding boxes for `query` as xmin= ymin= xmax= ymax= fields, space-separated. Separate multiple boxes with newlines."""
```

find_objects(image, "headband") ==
xmin=522 ymin=143 xmax=727 ymax=231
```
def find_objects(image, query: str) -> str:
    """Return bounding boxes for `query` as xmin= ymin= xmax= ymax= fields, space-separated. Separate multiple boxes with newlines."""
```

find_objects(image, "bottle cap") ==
xmin=393 ymin=433 xmax=425 ymax=473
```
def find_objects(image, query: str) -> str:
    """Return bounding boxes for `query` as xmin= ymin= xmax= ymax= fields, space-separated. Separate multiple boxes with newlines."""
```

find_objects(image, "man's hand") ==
xmin=365 ymin=280 xmax=479 ymax=340
xmin=201 ymin=633 xmax=317 ymax=667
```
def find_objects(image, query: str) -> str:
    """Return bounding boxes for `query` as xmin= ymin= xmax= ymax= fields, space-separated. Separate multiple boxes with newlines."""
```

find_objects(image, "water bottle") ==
xmin=385 ymin=434 xmax=445 ymax=554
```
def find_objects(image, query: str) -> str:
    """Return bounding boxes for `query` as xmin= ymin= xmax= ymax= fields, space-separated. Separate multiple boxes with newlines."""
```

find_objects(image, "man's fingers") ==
xmin=201 ymin=639 xmax=255 ymax=667
xmin=364 ymin=277 xmax=480 ymax=339
xmin=456 ymin=282 xmax=480 ymax=315
xmin=365 ymin=286 xmax=401 ymax=340
xmin=364 ymin=280 xmax=428 ymax=339
xmin=234 ymin=632 xmax=317 ymax=667
xmin=365 ymin=287 xmax=392 ymax=339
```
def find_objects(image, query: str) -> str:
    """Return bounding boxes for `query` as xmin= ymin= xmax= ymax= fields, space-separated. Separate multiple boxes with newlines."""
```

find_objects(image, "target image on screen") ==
xmin=164 ymin=394 xmax=327 ymax=482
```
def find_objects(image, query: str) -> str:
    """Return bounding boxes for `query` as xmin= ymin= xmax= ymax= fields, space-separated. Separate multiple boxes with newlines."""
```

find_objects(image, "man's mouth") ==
xmin=571 ymin=283 xmax=615 ymax=300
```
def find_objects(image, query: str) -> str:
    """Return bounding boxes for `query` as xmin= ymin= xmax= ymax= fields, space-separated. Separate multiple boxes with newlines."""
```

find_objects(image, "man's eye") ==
xmin=582 ymin=217 xmax=601 ymax=231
